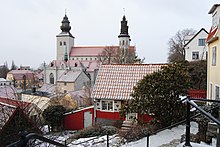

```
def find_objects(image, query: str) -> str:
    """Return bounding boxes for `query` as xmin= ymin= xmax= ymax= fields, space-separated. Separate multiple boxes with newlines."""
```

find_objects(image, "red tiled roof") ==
xmin=8 ymin=70 xmax=34 ymax=80
xmin=91 ymin=64 xmax=166 ymax=100
xmin=206 ymin=27 xmax=218 ymax=43
xmin=70 ymin=46 xmax=135 ymax=57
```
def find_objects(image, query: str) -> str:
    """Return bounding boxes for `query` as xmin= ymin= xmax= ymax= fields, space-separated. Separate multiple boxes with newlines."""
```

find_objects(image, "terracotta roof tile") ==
xmin=91 ymin=64 xmax=166 ymax=100
xmin=70 ymin=46 xmax=135 ymax=57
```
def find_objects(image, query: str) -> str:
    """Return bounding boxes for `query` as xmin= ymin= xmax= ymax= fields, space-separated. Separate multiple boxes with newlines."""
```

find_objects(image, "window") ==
xmin=101 ymin=100 xmax=113 ymax=111
xmin=81 ymin=58 xmax=83 ymax=60
xmin=215 ymin=86 xmax=220 ymax=99
xmin=122 ymin=40 xmax=125 ymax=45
xmin=90 ymin=58 xmax=92 ymax=60
xmin=64 ymin=82 xmax=67 ymax=86
xmin=192 ymin=52 xmax=199 ymax=60
xmin=49 ymin=73 xmax=54 ymax=84
xmin=64 ymin=90 xmax=67 ymax=93
xmin=63 ymin=41 xmax=66 ymax=46
xmin=60 ymin=41 xmax=62 ymax=46
xmin=212 ymin=46 xmax=217 ymax=66
xmin=85 ymin=58 xmax=87 ymax=60
xmin=198 ymin=39 xmax=205 ymax=46
xmin=210 ymin=83 xmax=213 ymax=99
xmin=72 ymin=58 xmax=74 ymax=60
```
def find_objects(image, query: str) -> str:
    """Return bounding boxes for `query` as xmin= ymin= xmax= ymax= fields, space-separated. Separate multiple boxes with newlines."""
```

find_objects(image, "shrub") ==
xmin=71 ymin=125 xmax=118 ymax=139
xmin=119 ymin=125 xmax=149 ymax=142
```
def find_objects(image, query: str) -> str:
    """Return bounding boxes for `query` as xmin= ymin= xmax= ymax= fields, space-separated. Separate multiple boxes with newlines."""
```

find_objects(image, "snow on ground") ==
xmin=41 ymin=121 xmax=216 ymax=147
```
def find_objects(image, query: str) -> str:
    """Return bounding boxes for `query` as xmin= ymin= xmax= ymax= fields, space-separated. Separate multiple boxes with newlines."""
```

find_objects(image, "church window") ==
xmin=72 ymin=58 xmax=74 ymax=60
xmin=49 ymin=73 xmax=54 ymax=84
xmin=81 ymin=58 xmax=83 ymax=60
xmin=122 ymin=40 xmax=125 ymax=45
xmin=76 ymin=58 xmax=78 ymax=60
xmin=60 ymin=42 xmax=62 ymax=46
xmin=85 ymin=58 xmax=87 ymax=60
xmin=63 ymin=41 xmax=66 ymax=46
xmin=90 ymin=58 xmax=92 ymax=60
xmin=95 ymin=58 xmax=97 ymax=60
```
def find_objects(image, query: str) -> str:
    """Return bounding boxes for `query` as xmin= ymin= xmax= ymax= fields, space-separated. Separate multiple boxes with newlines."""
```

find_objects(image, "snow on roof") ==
xmin=57 ymin=71 xmax=82 ymax=82
xmin=91 ymin=64 xmax=166 ymax=100
xmin=0 ymin=85 xmax=17 ymax=99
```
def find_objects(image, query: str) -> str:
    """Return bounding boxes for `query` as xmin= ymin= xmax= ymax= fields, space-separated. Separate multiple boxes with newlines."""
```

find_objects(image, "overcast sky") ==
xmin=0 ymin=0 xmax=219 ymax=69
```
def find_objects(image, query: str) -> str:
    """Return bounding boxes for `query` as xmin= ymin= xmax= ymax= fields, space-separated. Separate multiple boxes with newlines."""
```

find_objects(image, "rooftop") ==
xmin=91 ymin=64 xmax=166 ymax=100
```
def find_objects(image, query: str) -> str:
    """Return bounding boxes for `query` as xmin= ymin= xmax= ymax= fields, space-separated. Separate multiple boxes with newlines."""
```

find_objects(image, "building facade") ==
xmin=207 ymin=4 xmax=220 ymax=100
xmin=184 ymin=28 xmax=208 ymax=61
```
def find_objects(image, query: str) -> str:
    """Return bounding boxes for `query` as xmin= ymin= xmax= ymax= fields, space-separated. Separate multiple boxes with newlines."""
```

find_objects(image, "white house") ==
xmin=184 ymin=28 xmax=208 ymax=61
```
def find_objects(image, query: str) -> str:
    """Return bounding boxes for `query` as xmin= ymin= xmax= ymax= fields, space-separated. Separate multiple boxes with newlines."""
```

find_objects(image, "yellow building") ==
xmin=207 ymin=4 xmax=220 ymax=100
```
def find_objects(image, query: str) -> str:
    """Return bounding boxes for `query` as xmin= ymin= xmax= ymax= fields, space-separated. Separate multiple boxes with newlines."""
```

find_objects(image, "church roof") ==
xmin=91 ymin=64 xmax=166 ymax=100
xmin=70 ymin=46 xmax=135 ymax=57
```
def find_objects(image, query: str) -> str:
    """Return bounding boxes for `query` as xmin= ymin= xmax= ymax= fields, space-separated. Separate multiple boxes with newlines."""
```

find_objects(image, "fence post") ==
xmin=184 ymin=100 xmax=192 ymax=147
xmin=146 ymin=133 xmax=149 ymax=147
xmin=107 ymin=132 xmax=109 ymax=147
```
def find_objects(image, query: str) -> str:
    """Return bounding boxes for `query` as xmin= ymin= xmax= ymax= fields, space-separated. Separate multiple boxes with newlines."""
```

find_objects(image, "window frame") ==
xmin=198 ymin=39 xmax=205 ymax=46
xmin=212 ymin=46 xmax=217 ymax=66
xmin=215 ymin=85 xmax=220 ymax=100
xmin=101 ymin=100 xmax=114 ymax=111
xmin=192 ymin=51 xmax=199 ymax=60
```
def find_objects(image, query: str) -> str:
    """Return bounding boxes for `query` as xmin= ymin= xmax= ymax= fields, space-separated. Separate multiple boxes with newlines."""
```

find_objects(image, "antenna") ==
xmin=65 ymin=9 xmax=67 ymax=15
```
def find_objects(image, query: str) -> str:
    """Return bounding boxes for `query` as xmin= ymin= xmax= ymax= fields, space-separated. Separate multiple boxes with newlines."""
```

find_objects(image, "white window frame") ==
xmin=192 ymin=51 xmax=199 ymax=60
xmin=198 ymin=39 xmax=205 ymax=46
xmin=101 ymin=100 xmax=114 ymax=112
xmin=212 ymin=46 xmax=217 ymax=66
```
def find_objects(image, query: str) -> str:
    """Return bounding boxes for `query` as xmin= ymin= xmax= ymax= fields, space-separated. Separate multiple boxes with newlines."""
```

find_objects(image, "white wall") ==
xmin=185 ymin=30 xmax=208 ymax=61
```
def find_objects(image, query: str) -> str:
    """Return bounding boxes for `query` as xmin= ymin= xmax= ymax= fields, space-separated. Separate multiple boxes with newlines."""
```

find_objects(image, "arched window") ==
xmin=63 ymin=41 xmax=66 ymax=46
xmin=49 ymin=73 xmax=54 ymax=84
xmin=60 ymin=41 xmax=62 ymax=46
xmin=122 ymin=40 xmax=125 ymax=45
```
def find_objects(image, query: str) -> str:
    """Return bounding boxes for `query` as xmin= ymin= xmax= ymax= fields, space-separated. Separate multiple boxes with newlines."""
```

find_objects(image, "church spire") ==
xmin=60 ymin=14 xmax=71 ymax=33
xmin=118 ymin=15 xmax=130 ymax=38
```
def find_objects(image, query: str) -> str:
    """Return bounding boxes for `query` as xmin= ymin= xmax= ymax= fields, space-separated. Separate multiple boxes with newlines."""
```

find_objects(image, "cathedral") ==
xmin=44 ymin=14 xmax=135 ymax=93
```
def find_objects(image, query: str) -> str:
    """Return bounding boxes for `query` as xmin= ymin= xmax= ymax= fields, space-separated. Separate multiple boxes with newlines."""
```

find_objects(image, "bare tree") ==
xmin=168 ymin=29 xmax=196 ymax=63
xmin=98 ymin=46 xmax=136 ymax=64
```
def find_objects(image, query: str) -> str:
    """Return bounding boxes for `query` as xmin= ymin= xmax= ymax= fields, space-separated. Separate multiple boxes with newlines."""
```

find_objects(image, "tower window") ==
xmin=85 ymin=58 xmax=87 ymax=60
xmin=72 ymin=58 xmax=74 ymax=60
xmin=122 ymin=40 xmax=125 ymax=45
xmin=63 ymin=41 xmax=66 ymax=46
xmin=81 ymin=58 xmax=83 ymax=60
xmin=60 ymin=41 xmax=62 ymax=46
xmin=90 ymin=58 xmax=92 ymax=60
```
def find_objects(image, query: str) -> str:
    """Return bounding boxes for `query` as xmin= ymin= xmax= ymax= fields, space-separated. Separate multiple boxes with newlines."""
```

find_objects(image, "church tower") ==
xmin=56 ymin=14 xmax=74 ymax=61
xmin=118 ymin=15 xmax=130 ymax=50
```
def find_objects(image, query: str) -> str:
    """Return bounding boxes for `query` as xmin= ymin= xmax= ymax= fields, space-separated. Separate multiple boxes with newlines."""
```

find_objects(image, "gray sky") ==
xmin=0 ymin=0 xmax=218 ymax=69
